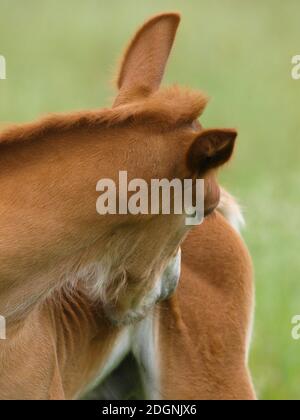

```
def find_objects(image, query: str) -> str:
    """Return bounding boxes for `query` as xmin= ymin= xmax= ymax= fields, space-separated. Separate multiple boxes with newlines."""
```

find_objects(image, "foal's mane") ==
xmin=0 ymin=86 xmax=208 ymax=146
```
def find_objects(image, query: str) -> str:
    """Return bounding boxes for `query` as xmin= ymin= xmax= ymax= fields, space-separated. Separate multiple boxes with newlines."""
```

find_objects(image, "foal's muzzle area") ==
xmin=104 ymin=248 xmax=182 ymax=326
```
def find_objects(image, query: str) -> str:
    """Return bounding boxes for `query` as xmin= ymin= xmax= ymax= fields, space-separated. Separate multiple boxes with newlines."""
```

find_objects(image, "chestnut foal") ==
xmin=0 ymin=13 xmax=255 ymax=399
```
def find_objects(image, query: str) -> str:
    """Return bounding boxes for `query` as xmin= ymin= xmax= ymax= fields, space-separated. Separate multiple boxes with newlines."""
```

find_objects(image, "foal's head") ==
xmin=91 ymin=13 xmax=237 ymax=321
xmin=0 ymin=14 xmax=237 ymax=324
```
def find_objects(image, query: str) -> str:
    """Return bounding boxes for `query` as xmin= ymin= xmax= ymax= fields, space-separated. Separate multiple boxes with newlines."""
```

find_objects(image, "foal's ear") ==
xmin=114 ymin=13 xmax=181 ymax=106
xmin=188 ymin=129 xmax=237 ymax=174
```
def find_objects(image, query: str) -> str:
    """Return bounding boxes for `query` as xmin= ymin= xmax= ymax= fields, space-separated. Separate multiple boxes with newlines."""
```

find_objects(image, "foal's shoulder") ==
xmin=181 ymin=210 xmax=253 ymax=294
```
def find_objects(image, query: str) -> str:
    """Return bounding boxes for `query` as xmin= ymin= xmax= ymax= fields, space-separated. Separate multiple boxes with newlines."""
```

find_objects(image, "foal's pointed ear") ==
xmin=114 ymin=13 xmax=181 ymax=106
xmin=188 ymin=129 xmax=237 ymax=174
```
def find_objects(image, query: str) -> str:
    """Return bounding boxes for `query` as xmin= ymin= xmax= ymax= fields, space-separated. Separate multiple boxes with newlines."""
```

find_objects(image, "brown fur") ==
xmin=0 ymin=213 xmax=255 ymax=400
xmin=0 ymin=12 xmax=255 ymax=400
xmin=158 ymin=213 xmax=255 ymax=400
xmin=0 ymin=86 xmax=208 ymax=146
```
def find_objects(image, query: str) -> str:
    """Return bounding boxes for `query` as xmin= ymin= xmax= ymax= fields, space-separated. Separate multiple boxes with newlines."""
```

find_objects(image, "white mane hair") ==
xmin=217 ymin=188 xmax=245 ymax=233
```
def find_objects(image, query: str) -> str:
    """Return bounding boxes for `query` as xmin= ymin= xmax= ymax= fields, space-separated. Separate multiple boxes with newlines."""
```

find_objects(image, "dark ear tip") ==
xmin=143 ymin=12 xmax=181 ymax=30
xmin=168 ymin=12 xmax=181 ymax=23
xmin=218 ymin=128 xmax=238 ymax=140
xmin=154 ymin=12 xmax=181 ymax=22
xmin=225 ymin=129 xmax=238 ymax=141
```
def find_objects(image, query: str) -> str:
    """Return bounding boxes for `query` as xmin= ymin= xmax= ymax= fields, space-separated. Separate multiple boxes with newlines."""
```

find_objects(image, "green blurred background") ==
xmin=1 ymin=0 xmax=300 ymax=400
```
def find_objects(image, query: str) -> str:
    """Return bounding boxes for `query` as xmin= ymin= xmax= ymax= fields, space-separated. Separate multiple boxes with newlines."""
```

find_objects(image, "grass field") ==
xmin=1 ymin=0 xmax=300 ymax=400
